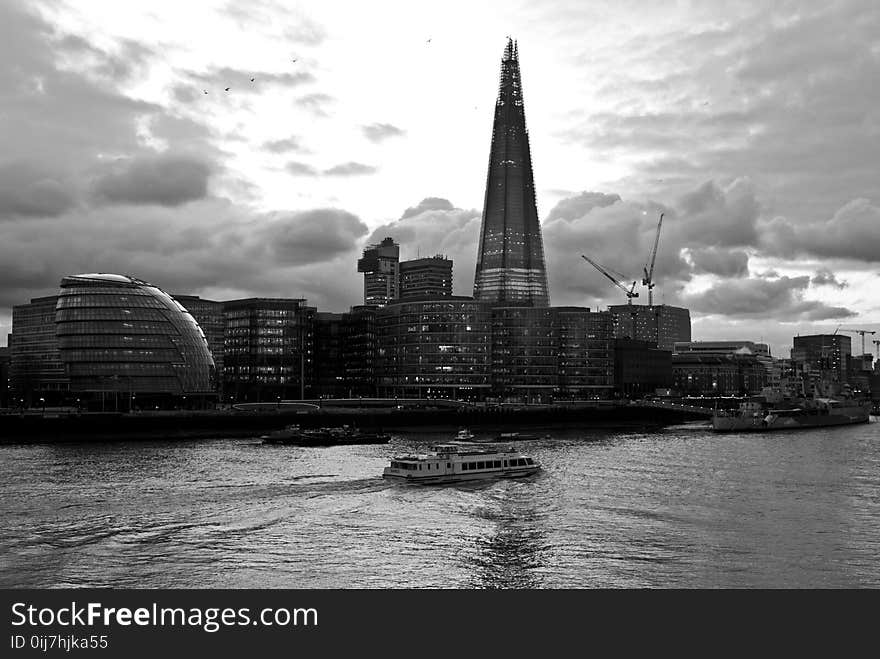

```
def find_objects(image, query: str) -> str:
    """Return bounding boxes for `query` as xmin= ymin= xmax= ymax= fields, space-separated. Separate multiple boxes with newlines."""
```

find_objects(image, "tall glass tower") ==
xmin=473 ymin=39 xmax=550 ymax=307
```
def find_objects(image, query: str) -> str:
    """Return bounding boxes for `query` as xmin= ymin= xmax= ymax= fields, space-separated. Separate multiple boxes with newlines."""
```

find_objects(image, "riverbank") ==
xmin=0 ymin=402 xmax=710 ymax=442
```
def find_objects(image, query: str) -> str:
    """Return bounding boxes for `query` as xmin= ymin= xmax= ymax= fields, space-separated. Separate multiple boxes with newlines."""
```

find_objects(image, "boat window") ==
xmin=525 ymin=458 xmax=534 ymax=465
xmin=419 ymin=464 xmax=422 ymax=470
xmin=462 ymin=463 xmax=468 ymax=471
xmin=477 ymin=461 xmax=485 ymax=469
xmin=495 ymin=460 xmax=502 ymax=468
xmin=503 ymin=460 xmax=507 ymax=467
xmin=447 ymin=463 xmax=451 ymax=469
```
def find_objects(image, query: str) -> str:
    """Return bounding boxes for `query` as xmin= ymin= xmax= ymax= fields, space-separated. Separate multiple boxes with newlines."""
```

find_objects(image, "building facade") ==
xmin=791 ymin=334 xmax=851 ymax=390
xmin=174 ymin=294 xmax=225 ymax=391
xmin=313 ymin=312 xmax=345 ymax=398
xmin=672 ymin=352 xmax=767 ymax=396
xmin=358 ymin=237 xmax=400 ymax=306
xmin=55 ymin=274 xmax=215 ymax=409
xmin=222 ymin=298 xmax=316 ymax=402
xmin=399 ymin=255 xmax=453 ymax=299
xmin=376 ymin=297 xmax=493 ymax=400
xmin=9 ymin=295 xmax=69 ymax=406
xmin=614 ymin=339 xmax=673 ymax=398
xmin=341 ymin=306 xmax=379 ymax=398
xmin=0 ymin=346 xmax=10 ymax=407
xmin=608 ymin=304 xmax=691 ymax=352
xmin=473 ymin=39 xmax=550 ymax=307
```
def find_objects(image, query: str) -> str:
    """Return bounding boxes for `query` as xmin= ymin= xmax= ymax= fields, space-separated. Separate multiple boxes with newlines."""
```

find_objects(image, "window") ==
xmin=477 ymin=461 xmax=485 ymax=469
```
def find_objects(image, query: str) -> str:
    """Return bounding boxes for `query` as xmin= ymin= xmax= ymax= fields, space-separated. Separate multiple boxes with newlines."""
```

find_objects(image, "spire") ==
xmin=473 ymin=39 xmax=550 ymax=307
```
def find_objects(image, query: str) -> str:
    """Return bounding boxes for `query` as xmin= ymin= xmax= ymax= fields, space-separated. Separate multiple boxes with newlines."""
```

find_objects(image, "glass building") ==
xmin=9 ymin=295 xmax=69 ymax=406
xmin=222 ymin=298 xmax=316 ymax=402
xmin=377 ymin=297 xmax=492 ymax=400
xmin=173 ymin=294 xmax=225 ymax=391
xmin=399 ymin=255 xmax=453 ymax=299
xmin=608 ymin=304 xmax=691 ymax=352
xmin=473 ymin=39 xmax=550 ymax=307
xmin=55 ymin=274 xmax=215 ymax=408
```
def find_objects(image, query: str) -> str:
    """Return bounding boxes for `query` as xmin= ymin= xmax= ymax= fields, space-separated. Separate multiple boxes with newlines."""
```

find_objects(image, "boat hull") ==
xmin=713 ymin=406 xmax=870 ymax=432
xmin=382 ymin=466 xmax=540 ymax=484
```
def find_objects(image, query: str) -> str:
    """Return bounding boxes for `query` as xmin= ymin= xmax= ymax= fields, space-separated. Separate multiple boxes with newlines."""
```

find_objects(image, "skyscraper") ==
xmin=399 ymin=255 xmax=453 ymax=299
xmin=473 ymin=38 xmax=550 ymax=307
xmin=358 ymin=237 xmax=400 ymax=306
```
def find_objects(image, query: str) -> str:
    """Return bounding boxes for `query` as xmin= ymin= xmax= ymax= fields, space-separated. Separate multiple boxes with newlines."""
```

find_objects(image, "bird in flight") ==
xmin=225 ymin=87 xmax=231 ymax=91
xmin=250 ymin=77 xmax=255 ymax=82
xmin=291 ymin=58 xmax=297 ymax=62
xmin=426 ymin=38 xmax=432 ymax=43
xmin=203 ymin=90 xmax=208 ymax=94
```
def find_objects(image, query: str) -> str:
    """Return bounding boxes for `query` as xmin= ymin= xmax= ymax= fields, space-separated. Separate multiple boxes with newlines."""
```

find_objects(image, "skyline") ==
xmin=1 ymin=0 xmax=880 ymax=357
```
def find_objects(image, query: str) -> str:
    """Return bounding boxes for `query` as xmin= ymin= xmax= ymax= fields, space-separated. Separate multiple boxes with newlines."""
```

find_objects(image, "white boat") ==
xmin=382 ymin=442 xmax=541 ymax=484
xmin=455 ymin=429 xmax=475 ymax=440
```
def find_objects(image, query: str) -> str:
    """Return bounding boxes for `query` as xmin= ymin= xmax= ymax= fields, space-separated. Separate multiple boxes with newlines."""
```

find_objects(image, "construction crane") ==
xmin=839 ymin=328 xmax=877 ymax=356
xmin=642 ymin=212 xmax=664 ymax=306
xmin=581 ymin=254 xmax=639 ymax=304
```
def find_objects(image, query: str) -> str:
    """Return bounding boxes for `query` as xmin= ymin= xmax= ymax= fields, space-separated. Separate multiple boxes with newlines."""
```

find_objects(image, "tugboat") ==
xmin=262 ymin=425 xmax=391 ymax=446
xmin=382 ymin=442 xmax=541 ymax=484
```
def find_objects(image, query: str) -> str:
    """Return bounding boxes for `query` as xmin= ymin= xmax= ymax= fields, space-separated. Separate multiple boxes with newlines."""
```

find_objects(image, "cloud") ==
xmin=810 ymin=269 xmax=847 ymax=289
xmin=362 ymin=123 xmax=406 ymax=143
xmin=681 ymin=275 xmax=855 ymax=321
xmin=92 ymin=153 xmax=212 ymax=207
xmin=0 ymin=161 xmax=77 ymax=219
xmin=401 ymin=198 xmax=454 ymax=219
xmin=263 ymin=137 xmax=305 ymax=153
xmin=297 ymin=93 xmax=334 ymax=117
xmin=544 ymin=192 xmax=621 ymax=222
xmin=760 ymin=198 xmax=880 ymax=263
xmin=183 ymin=67 xmax=314 ymax=95
xmin=323 ymin=162 xmax=377 ymax=176
xmin=366 ymin=199 xmax=481 ymax=293
xmin=286 ymin=161 xmax=320 ymax=176
xmin=686 ymin=247 xmax=750 ymax=278
xmin=262 ymin=209 xmax=369 ymax=265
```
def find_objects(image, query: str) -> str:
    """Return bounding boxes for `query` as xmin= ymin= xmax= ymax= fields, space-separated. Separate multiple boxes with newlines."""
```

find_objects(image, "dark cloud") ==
xmin=681 ymin=276 xmax=856 ymax=321
xmin=0 ymin=161 xmax=77 ymax=219
xmin=92 ymin=153 xmax=212 ymax=207
xmin=263 ymin=137 xmax=305 ymax=153
xmin=55 ymin=33 xmax=156 ymax=84
xmin=810 ymin=269 xmax=848 ymax=290
xmin=262 ymin=209 xmax=369 ymax=265
xmin=362 ymin=123 xmax=406 ymax=143
xmin=323 ymin=162 xmax=377 ymax=176
xmin=760 ymin=198 xmax=880 ymax=263
xmin=687 ymin=247 xmax=750 ymax=278
xmin=286 ymin=161 xmax=320 ymax=176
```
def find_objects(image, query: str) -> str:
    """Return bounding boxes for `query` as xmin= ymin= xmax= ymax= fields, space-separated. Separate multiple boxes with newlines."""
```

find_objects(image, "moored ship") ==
xmin=382 ymin=442 xmax=541 ymax=484
xmin=712 ymin=397 xmax=871 ymax=432
xmin=262 ymin=425 xmax=391 ymax=446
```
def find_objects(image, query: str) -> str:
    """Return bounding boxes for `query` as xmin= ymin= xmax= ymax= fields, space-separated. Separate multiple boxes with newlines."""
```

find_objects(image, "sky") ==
xmin=1 ymin=0 xmax=879 ymax=357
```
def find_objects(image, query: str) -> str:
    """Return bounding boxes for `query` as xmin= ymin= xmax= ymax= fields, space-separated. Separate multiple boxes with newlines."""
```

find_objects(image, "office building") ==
xmin=0 ymin=346 xmax=10 ymax=407
xmin=55 ymin=274 xmax=215 ymax=409
xmin=358 ymin=237 xmax=400 ymax=306
xmin=341 ymin=306 xmax=379 ymax=398
xmin=377 ymin=297 xmax=492 ymax=400
xmin=608 ymin=304 xmax=691 ymax=352
xmin=222 ymin=298 xmax=316 ymax=402
xmin=791 ymin=334 xmax=851 ymax=389
xmin=614 ymin=339 xmax=673 ymax=398
xmin=473 ymin=39 xmax=550 ymax=307
xmin=9 ymin=295 xmax=69 ymax=406
xmin=399 ymin=255 xmax=453 ymax=299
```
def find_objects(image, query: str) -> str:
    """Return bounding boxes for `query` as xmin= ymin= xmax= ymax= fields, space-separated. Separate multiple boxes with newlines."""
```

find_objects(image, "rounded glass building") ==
xmin=55 ymin=274 xmax=215 ymax=407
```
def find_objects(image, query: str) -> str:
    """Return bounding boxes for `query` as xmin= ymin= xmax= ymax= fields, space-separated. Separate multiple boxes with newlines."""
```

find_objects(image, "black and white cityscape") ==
xmin=1 ymin=1 xmax=879 ymax=590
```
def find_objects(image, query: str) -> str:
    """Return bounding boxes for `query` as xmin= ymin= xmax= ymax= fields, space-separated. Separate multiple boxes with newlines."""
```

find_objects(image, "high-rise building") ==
xmin=608 ymin=304 xmax=691 ymax=352
xmin=358 ymin=237 xmax=399 ymax=306
xmin=9 ymin=295 xmax=69 ymax=406
xmin=791 ymin=334 xmax=851 ymax=387
xmin=222 ymin=298 xmax=315 ymax=402
xmin=473 ymin=39 xmax=550 ymax=307
xmin=0 ymin=346 xmax=11 ymax=407
xmin=399 ymin=255 xmax=453 ymax=299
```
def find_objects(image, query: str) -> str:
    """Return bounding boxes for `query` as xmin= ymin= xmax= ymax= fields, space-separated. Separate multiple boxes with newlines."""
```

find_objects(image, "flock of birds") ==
xmin=202 ymin=58 xmax=297 ymax=94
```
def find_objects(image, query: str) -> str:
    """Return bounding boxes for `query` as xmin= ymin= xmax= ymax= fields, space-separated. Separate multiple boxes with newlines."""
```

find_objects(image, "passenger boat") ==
xmin=712 ymin=397 xmax=871 ymax=432
xmin=262 ymin=425 xmax=391 ymax=446
xmin=382 ymin=442 xmax=541 ymax=484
